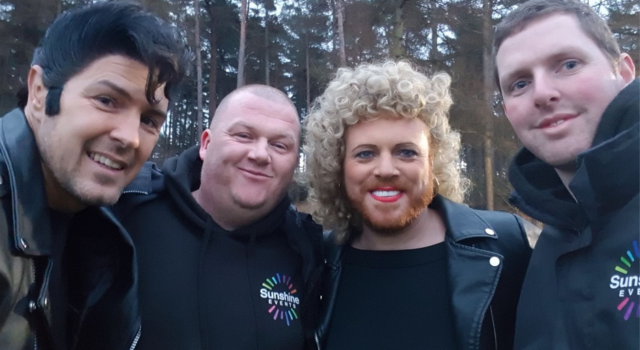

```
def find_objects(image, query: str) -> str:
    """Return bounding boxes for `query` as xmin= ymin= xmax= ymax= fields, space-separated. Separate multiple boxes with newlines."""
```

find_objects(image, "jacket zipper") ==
xmin=129 ymin=326 xmax=141 ymax=350
xmin=489 ymin=305 xmax=497 ymax=350
xmin=122 ymin=190 xmax=149 ymax=195
xmin=31 ymin=260 xmax=37 ymax=350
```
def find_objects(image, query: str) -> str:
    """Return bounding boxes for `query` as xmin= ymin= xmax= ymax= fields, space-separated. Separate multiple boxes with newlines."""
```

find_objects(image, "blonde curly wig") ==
xmin=303 ymin=61 xmax=469 ymax=242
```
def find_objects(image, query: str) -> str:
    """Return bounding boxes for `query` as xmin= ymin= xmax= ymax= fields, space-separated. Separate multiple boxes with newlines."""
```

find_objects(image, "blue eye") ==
xmin=564 ymin=60 xmax=579 ymax=70
xmin=355 ymin=150 xmax=374 ymax=159
xmin=512 ymin=80 xmax=528 ymax=91
xmin=397 ymin=149 xmax=417 ymax=158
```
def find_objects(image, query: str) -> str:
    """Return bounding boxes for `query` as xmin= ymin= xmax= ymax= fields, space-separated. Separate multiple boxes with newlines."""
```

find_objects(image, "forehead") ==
xmin=215 ymin=93 xmax=300 ymax=135
xmin=496 ymin=14 xmax=597 ymax=75
xmin=346 ymin=116 xmax=429 ymax=145
xmin=70 ymin=55 xmax=148 ymax=86
xmin=67 ymin=54 xmax=167 ymax=109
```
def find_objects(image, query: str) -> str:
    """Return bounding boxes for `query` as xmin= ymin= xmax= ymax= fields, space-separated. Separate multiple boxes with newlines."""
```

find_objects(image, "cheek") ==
xmin=504 ymin=101 xmax=531 ymax=134
xmin=138 ymin=133 xmax=159 ymax=157
xmin=567 ymin=75 xmax=609 ymax=105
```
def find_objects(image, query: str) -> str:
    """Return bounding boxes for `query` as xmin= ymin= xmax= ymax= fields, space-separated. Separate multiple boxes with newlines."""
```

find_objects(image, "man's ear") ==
xmin=199 ymin=129 xmax=211 ymax=161
xmin=617 ymin=53 xmax=636 ymax=85
xmin=26 ymin=66 xmax=47 ymax=121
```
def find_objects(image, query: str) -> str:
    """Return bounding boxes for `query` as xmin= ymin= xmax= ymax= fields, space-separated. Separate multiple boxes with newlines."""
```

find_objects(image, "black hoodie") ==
xmin=116 ymin=146 xmax=324 ymax=350
xmin=509 ymin=79 xmax=640 ymax=349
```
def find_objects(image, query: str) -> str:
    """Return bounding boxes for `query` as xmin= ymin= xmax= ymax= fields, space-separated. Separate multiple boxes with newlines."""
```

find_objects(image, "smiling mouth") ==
xmin=88 ymin=152 xmax=124 ymax=170
xmin=548 ymin=119 xmax=565 ymax=127
xmin=239 ymin=167 xmax=271 ymax=178
xmin=372 ymin=190 xmax=400 ymax=197
xmin=370 ymin=190 xmax=403 ymax=203
xmin=538 ymin=114 xmax=577 ymax=129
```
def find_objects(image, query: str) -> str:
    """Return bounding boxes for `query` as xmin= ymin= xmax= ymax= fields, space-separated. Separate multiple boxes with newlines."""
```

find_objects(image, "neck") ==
xmin=352 ymin=207 xmax=446 ymax=251
xmin=192 ymin=189 xmax=269 ymax=231
xmin=41 ymin=163 xmax=85 ymax=214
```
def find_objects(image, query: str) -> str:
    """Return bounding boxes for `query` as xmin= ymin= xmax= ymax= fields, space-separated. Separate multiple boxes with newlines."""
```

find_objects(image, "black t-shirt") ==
xmin=48 ymin=210 xmax=71 ymax=350
xmin=325 ymin=242 xmax=457 ymax=350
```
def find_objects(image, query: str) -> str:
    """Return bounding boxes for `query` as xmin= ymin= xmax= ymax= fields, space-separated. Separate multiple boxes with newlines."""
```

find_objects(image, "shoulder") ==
xmin=467 ymin=208 xmax=535 ymax=258
xmin=112 ymin=161 xmax=165 ymax=219
xmin=285 ymin=206 xmax=324 ymax=247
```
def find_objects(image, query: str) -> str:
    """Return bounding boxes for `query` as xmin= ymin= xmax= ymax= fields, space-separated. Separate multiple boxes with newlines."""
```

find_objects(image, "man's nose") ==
xmin=110 ymin=111 xmax=141 ymax=149
xmin=532 ymin=74 xmax=560 ymax=109
xmin=248 ymin=138 xmax=271 ymax=165
xmin=373 ymin=152 xmax=399 ymax=178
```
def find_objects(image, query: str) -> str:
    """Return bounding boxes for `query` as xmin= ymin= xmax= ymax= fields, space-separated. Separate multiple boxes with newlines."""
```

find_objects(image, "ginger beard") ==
xmin=347 ymin=173 xmax=436 ymax=235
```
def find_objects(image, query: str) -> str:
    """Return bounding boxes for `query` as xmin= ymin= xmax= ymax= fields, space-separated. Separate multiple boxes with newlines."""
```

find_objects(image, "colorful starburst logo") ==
xmin=259 ymin=273 xmax=300 ymax=326
xmin=612 ymin=241 xmax=640 ymax=321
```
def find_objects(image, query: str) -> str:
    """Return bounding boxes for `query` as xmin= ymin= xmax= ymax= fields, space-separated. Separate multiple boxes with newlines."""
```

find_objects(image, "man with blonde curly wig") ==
xmin=304 ymin=61 xmax=535 ymax=349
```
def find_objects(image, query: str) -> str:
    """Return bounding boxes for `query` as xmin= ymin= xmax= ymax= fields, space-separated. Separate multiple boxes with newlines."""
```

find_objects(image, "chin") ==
xmin=234 ymin=197 xmax=269 ymax=210
xmin=365 ymin=221 xmax=411 ymax=235
xmin=361 ymin=210 xmax=417 ymax=234
xmin=71 ymin=185 xmax=122 ymax=207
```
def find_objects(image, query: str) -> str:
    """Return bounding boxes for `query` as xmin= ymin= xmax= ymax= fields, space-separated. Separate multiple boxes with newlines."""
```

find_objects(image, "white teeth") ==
xmin=372 ymin=190 xmax=400 ymax=197
xmin=550 ymin=119 xmax=565 ymax=127
xmin=90 ymin=153 xmax=123 ymax=170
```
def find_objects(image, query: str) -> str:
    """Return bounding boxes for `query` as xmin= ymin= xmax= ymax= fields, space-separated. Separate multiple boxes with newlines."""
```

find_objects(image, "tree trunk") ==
xmin=326 ymin=0 xmax=340 ymax=64
xmin=335 ymin=0 xmax=346 ymax=66
xmin=265 ymin=12 xmax=270 ymax=86
xmin=209 ymin=27 xmax=218 ymax=118
xmin=237 ymin=0 xmax=248 ymax=87
xmin=482 ymin=0 xmax=494 ymax=210
xmin=305 ymin=32 xmax=311 ymax=113
xmin=429 ymin=0 xmax=437 ymax=64
xmin=203 ymin=0 xmax=217 ymax=119
xmin=195 ymin=0 xmax=204 ymax=139
xmin=391 ymin=0 xmax=407 ymax=59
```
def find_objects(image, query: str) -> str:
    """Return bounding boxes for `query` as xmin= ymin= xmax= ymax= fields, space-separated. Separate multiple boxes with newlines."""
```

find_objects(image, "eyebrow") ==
xmin=95 ymin=80 xmax=167 ymax=119
xmin=394 ymin=142 xmax=419 ymax=149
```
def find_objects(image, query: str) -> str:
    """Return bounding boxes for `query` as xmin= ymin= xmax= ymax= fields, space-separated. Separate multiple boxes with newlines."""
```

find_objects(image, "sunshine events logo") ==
xmin=259 ymin=273 xmax=300 ymax=326
xmin=609 ymin=241 xmax=640 ymax=321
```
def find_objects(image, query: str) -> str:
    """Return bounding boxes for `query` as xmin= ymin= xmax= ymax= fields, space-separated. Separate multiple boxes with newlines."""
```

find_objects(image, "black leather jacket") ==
xmin=0 ymin=109 xmax=141 ymax=350
xmin=316 ymin=196 xmax=534 ymax=350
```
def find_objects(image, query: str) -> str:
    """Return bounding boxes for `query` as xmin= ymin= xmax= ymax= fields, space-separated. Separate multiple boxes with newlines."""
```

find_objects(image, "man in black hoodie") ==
xmin=493 ymin=0 xmax=638 ymax=348
xmin=116 ymin=85 xmax=324 ymax=350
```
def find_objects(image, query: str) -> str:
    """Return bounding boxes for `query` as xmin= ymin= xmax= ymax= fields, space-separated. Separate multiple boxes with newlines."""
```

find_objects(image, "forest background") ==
xmin=0 ymin=0 xmax=637 ymax=213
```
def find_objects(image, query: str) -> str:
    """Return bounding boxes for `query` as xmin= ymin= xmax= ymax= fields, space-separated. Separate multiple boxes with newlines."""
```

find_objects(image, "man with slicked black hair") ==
xmin=0 ymin=1 xmax=191 ymax=349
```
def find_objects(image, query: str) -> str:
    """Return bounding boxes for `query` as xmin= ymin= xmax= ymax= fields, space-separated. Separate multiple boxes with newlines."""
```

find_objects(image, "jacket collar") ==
xmin=432 ymin=195 xmax=499 ymax=243
xmin=571 ymin=79 xmax=639 ymax=223
xmin=0 ymin=108 xmax=53 ymax=256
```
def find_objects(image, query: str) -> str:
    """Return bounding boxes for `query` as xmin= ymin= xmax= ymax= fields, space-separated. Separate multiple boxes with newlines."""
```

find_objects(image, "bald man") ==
xmin=115 ymin=85 xmax=324 ymax=350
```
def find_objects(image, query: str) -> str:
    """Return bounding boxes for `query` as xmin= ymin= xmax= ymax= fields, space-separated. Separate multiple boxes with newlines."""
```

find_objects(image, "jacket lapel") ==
xmin=432 ymin=196 xmax=502 ymax=350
